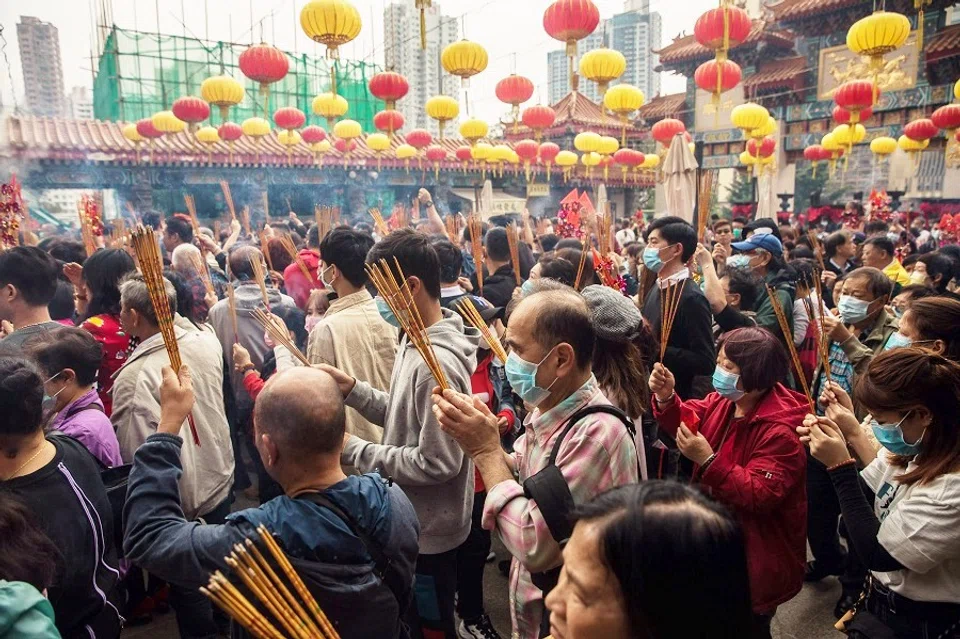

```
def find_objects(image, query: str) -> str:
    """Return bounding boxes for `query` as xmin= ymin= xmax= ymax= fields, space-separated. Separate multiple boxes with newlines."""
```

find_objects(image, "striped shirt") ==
xmin=482 ymin=376 xmax=639 ymax=638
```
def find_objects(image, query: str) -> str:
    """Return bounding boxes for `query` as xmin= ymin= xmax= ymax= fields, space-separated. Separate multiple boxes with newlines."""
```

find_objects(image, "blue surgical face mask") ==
xmin=712 ymin=366 xmax=745 ymax=401
xmin=41 ymin=372 xmax=65 ymax=418
xmin=726 ymin=254 xmax=751 ymax=270
xmin=870 ymin=411 xmax=923 ymax=456
xmin=375 ymin=297 xmax=400 ymax=328
xmin=504 ymin=348 xmax=558 ymax=408
xmin=838 ymin=295 xmax=873 ymax=324
xmin=893 ymin=306 xmax=905 ymax=319
xmin=642 ymin=244 xmax=675 ymax=273
xmin=884 ymin=332 xmax=912 ymax=351
xmin=521 ymin=279 xmax=536 ymax=296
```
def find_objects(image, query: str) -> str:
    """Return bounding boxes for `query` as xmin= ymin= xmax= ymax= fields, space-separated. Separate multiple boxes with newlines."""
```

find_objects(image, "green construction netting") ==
xmin=93 ymin=27 xmax=383 ymax=130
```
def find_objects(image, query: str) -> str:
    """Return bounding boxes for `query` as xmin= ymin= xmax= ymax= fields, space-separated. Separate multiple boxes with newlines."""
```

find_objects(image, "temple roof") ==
xmin=505 ymin=91 xmax=641 ymax=139
xmin=743 ymin=56 xmax=807 ymax=93
xmin=636 ymin=93 xmax=687 ymax=122
xmin=655 ymin=19 xmax=796 ymax=67
xmin=767 ymin=0 xmax=862 ymax=22
xmin=925 ymin=24 xmax=960 ymax=64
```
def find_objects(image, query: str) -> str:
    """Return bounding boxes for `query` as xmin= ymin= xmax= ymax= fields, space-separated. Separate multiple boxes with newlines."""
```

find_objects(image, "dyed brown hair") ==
xmin=905 ymin=297 xmax=960 ymax=362
xmin=855 ymin=348 xmax=960 ymax=485
xmin=717 ymin=327 xmax=789 ymax=391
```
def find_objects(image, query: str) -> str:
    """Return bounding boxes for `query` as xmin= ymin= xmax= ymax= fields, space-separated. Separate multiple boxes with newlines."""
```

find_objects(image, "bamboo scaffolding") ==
xmin=506 ymin=223 xmax=522 ymax=286
xmin=220 ymin=181 xmax=237 ymax=221
xmin=252 ymin=308 xmax=310 ymax=366
xmin=468 ymin=216 xmax=484 ymax=297
xmin=659 ymin=280 xmax=686 ymax=361
xmin=366 ymin=258 xmax=449 ymax=390
xmin=249 ymin=253 xmax=271 ymax=309
xmin=184 ymin=194 xmax=201 ymax=240
xmin=130 ymin=226 xmax=201 ymax=445
xmin=766 ymin=285 xmax=816 ymax=412
xmin=456 ymin=298 xmax=508 ymax=363
xmin=369 ymin=208 xmax=389 ymax=237
xmin=279 ymin=234 xmax=314 ymax=283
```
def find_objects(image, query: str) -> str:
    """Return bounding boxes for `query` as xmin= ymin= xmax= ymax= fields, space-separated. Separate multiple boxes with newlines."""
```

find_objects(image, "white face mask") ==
xmin=319 ymin=264 xmax=336 ymax=288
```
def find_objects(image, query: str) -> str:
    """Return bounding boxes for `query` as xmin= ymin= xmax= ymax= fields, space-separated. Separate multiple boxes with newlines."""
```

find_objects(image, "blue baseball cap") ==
xmin=732 ymin=229 xmax=783 ymax=255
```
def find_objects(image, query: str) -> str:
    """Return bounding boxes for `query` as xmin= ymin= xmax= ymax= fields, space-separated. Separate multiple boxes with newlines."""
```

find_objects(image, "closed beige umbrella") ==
xmin=661 ymin=133 xmax=698 ymax=223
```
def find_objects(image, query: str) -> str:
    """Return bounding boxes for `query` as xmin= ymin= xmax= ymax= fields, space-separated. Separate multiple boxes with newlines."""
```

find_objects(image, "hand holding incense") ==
xmin=369 ymin=208 xmax=390 ymax=237
xmin=456 ymin=298 xmax=508 ymax=363
xmin=252 ymin=308 xmax=310 ymax=367
xmin=279 ymin=234 xmax=314 ymax=283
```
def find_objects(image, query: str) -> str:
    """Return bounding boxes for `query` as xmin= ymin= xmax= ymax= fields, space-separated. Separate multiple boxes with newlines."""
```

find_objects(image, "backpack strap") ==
xmin=297 ymin=491 xmax=409 ymax=611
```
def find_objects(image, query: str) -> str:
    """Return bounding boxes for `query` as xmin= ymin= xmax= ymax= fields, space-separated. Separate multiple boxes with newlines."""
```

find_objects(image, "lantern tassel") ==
xmin=917 ymin=7 xmax=924 ymax=55
xmin=420 ymin=8 xmax=427 ymax=50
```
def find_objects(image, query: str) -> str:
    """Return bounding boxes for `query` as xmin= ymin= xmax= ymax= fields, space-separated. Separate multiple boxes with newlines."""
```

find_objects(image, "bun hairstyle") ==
xmin=855 ymin=347 xmax=960 ymax=485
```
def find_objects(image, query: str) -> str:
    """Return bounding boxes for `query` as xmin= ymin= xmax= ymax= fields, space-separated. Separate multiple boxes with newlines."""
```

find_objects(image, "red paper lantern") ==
xmin=334 ymin=139 xmax=357 ymax=153
xmin=374 ymin=109 xmax=405 ymax=134
xmin=273 ymin=107 xmax=306 ymax=131
xmin=613 ymin=148 xmax=640 ymax=166
xmin=651 ymin=118 xmax=686 ymax=146
xmin=218 ymin=122 xmax=243 ymax=142
xmin=803 ymin=145 xmax=824 ymax=162
xmin=496 ymin=75 xmax=535 ymax=108
xmin=514 ymin=139 xmax=539 ymax=162
xmin=932 ymin=104 xmax=960 ymax=133
xmin=694 ymin=59 xmax=742 ymax=96
xmin=406 ymin=129 xmax=433 ymax=150
xmin=425 ymin=146 xmax=447 ymax=163
xmin=136 ymin=118 xmax=163 ymax=139
xmin=522 ymin=105 xmax=557 ymax=141
xmin=538 ymin=142 xmax=560 ymax=163
xmin=301 ymin=125 xmax=327 ymax=145
xmin=368 ymin=71 xmax=409 ymax=110
xmin=694 ymin=5 xmax=752 ymax=51
xmin=834 ymin=80 xmax=876 ymax=123
xmin=543 ymin=0 xmax=601 ymax=56
xmin=239 ymin=43 xmax=289 ymax=88
xmin=455 ymin=146 xmax=473 ymax=162
xmin=747 ymin=136 xmax=776 ymax=158
xmin=833 ymin=105 xmax=873 ymax=125
xmin=904 ymin=118 xmax=939 ymax=142
xmin=171 ymin=96 xmax=210 ymax=126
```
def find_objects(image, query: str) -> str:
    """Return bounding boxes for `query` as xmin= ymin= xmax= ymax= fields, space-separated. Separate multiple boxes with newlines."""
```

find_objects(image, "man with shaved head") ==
xmin=433 ymin=285 xmax=640 ymax=638
xmin=122 ymin=365 xmax=420 ymax=638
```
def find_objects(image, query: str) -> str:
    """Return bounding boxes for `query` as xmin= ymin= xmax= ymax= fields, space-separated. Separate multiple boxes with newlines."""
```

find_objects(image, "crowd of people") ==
xmin=0 ymin=188 xmax=958 ymax=639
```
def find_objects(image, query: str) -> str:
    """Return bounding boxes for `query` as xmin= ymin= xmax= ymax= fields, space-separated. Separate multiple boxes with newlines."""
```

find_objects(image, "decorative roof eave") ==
xmin=768 ymin=0 xmax=955 ymax=30
xmin=924 ymin=24 xmax=960 ymax=64
xmin=504 ymin=91 xmax=644 ymax=140
xmin=743 ymin=56 xmax=807 ymax=94
xmin=655 ymin=19 xmax=796 ymax=68
xmin=636 ymin=93 xmax=687 ymax=122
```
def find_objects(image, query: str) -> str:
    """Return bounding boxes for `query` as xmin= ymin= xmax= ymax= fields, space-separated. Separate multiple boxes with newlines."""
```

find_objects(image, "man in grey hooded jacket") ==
xmin=320 ymin=228 xmax=480 ymax=639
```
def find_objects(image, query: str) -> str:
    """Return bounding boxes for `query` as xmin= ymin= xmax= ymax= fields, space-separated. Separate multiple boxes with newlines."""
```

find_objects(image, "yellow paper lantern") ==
xmin=309 ymin=138 xmax=332 ymax=166
xmin=278 ymin=130 xmax=301 ymax=146
xmin=955 ymin=79 xmax=960 ymax=102
xmin=425 ymin=95 xmax=460 ymax=139
xmin=821 ymin=132 xmax=841 ymax=153
xmin=642 ymin=154 xmax=661 ymax=169
xmin=300 ymin=0 xmax=362 ymax=60
xmin=366 ymin=132 xmax=391 ymax=169
xmin=731 ymin=103 xmax=769 ymax=134
xmin=604 ymin=84 xmax=645 ymax=145
xmin=123 ymin=123 xmax=144 ymax=144
xmin=333 ymin=119 xmax=362 ymax=140
xmin=597 ymin=135 xmax=619 ymax=156
xmin=201 ymin=75 xmax=244 ymax=121
xmin=195 ymin=125 xmax=220 ymax=164
xmin=898 ymin=135 xmax=929 ymax=152
xmin=579 ymin=48 xmax=627 ymax=96
xmin=472 ymin=142 xmax=493 ymax=162
xmin=152 ymin=110 xmax=186 ymax=134
xmin=740 ymin=151 xmax=757 ymax=166
xmin=870 ymin=136 xmax=897 ymax=163
xmin=580 ymin=151 xmax=601 ymax=179
xmin=847 ymin=11 xmax=910 ymax=61
xmin=241 ymin=117 xmax=271 ymax=138
xmin=574 ymin=131 xmax=601 ymax=153
xmin=459 ymin=118 xmax=489 ymax=145
xmin=396 ymin=143 xmax=418 ymax=173
xmin=312 ymin=93 xmax=349 ymax=128
xmin=441 ymin=40 xmax=488 ymax=87
xmin=555 ymin=149 xmax=578 ymax=182
xmin=834 ymin=124 xmax=866 ymax=147
xmin=751 ymin=116 xmax=777 ymax=140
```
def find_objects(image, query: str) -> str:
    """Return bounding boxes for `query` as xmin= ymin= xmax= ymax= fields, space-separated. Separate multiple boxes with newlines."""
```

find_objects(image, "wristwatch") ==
xmin=241 ymin=363 xmax=256 ymax=373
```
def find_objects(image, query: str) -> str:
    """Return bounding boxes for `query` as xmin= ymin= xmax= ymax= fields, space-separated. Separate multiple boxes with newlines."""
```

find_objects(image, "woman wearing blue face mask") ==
xmin=807 ymin=348 xmax=960 ymax=638
xmin=648 ymin=327 xmax=808 ymax=633
xmin=890 ymin=296 xmax=960 ymax=360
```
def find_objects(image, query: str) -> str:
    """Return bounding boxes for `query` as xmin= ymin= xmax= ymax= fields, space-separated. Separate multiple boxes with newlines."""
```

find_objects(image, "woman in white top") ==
xmin=805 ymin=348 xmax=960 ymax=638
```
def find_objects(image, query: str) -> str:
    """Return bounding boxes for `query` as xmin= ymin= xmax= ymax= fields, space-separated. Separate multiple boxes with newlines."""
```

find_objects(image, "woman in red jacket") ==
xmin=649 ymin=326 xmax=807 ymax=637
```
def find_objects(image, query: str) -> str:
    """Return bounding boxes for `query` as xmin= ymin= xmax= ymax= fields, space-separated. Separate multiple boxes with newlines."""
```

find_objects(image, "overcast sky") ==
xmin=0 ymin=0 xmax=714 ymax=122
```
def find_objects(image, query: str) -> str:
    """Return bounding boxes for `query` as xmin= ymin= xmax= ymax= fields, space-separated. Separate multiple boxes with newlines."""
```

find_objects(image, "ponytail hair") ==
xmin=855 ymin=347 xmax=960 ymax=485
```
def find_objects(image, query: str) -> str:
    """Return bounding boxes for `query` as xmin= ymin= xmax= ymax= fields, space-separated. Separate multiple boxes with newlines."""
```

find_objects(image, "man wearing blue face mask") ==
xmin=728 ymin=226 xmax=797 ymax=349
xmin=639 ymin=216 xmax=715 ymax=400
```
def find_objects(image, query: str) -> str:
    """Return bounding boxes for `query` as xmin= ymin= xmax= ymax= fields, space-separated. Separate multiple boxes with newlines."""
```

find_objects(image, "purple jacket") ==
xmin=50 ymin=389 xmax=123 ymax=468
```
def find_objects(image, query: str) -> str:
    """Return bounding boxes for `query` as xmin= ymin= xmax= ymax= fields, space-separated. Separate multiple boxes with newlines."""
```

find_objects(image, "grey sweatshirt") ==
xmin=342 ymin=308 xmax=480 ymax=554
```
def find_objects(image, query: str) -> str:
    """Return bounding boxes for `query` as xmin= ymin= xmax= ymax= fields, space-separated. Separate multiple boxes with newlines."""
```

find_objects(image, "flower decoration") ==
xmin=866 ymin=189 xmax=893 ymax=223
xmin=556 ymin=189 xmax=584 ymax=239
xmin=0 ymin=176 xmax=25 ymax=249
xmin=592 ymin=248 xmax=626 ymax=293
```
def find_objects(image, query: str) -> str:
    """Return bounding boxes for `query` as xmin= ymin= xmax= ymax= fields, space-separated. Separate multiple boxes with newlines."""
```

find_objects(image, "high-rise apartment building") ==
xmin=383 ymin=2 xmax=459 ymax=137
xmin=547 ymin=2 xmax=661 ymax=106
xmin=66 ymin=86 xmax=94 ymax=120
xmin=17 ymin=16 xmax=66 ymax=118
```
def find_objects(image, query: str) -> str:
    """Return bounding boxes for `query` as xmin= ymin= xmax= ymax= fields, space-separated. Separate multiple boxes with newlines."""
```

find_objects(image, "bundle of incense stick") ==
xmin=331 ymin=207 xmax=341 ymax=226
xmin=597 ymin=204 xmax=613 ymax=255
xmin=765 ymin=285 xmax=816 ymax=411
xmin=107 ymin=219 xmax=128 ymax=250
xmin=456 ymin=298 xmax=508 ymax=363
xmin=201 ymin=526 xmax=340 ymax=639
xmin=189 ymin=251 xmax=215 ymax=297
xmin=226 ymin=281 xmax=240 ymax=342
xmin=366 ymin=258 xmax=449 ymax=390
xmin=260 ymin=232 xmax=274 ymax=271
xmin=130 ymin=226 xmax=200 ymax=445
xmin=807 ymin=230 xmax=826 ymax=271
xmin=659 ymin=280 xmax=686 ymax=360
xmin=445 ymin=215 xmax=463 ymax=244
xmin=390 ymin=203 xmax=409 ymax=230
xmin=369 ymin=208 xmax=390 ymax=237
xmin=573 ymin=237 xmax=590 ymax=290
xmin=262 ymin=192 xmax=270 ymax=224
xmin=314 ymin=205 xmax=333 ymax=242
xmin=249 ymin=254 xmax=271 ymax=309
xmin=252 ymin=308 xmax=310 ymax=366
xmin=697 ymin=171 xmax=716 ymax=243
xmin=279 ymin=234 xmax=313 ymax=283
xmin=77 ymin=197 xmax=98 ymax=257
xmin=184 ymin=194 xmax=201 ymax=240
xmin=468 ymin=216 xmax=485 ymax=297
xmin=811 ymin=274 xmax=833 ymax=385
xmin=220 ymin=181 xmax=237 ymax=221
xmin=506 ymin=223 xmax=522 ymax=286
xmin=241 ymin=206 xmax=252 ymax=237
